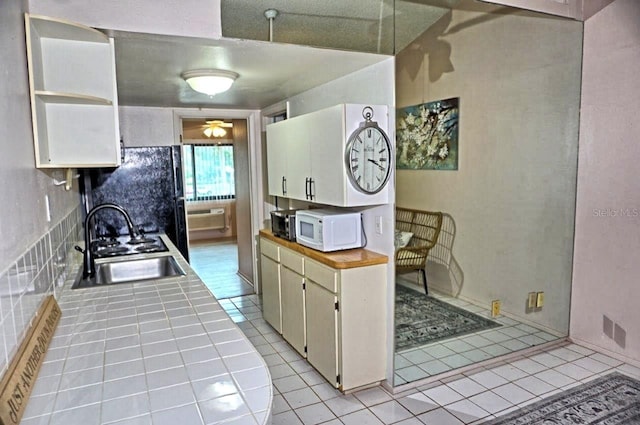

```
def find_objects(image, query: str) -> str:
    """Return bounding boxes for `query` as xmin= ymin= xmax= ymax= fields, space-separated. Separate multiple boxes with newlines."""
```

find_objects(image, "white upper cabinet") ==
xmin=266 ymin=104 xmax=391 ymax=207
xmin=25 ymin=14 xmax=121 ymax=168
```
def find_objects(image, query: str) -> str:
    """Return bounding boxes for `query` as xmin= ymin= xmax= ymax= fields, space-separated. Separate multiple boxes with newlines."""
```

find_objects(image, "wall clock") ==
xmin=344 ymin=106 xmax=392 ymax=194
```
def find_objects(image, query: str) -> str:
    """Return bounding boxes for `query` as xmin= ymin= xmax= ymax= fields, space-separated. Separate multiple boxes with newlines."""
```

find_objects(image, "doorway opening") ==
xmin=181 ymin=117 xmax=254 ymax=299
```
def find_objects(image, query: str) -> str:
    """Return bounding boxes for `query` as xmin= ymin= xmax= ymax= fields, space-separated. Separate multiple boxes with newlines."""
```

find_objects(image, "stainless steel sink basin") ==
xmin=72 ymin=255 xmax=186 ymax=289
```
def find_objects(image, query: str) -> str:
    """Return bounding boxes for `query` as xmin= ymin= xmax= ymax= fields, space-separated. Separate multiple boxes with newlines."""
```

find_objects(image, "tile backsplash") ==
xmin=0 ymin=205 xmax=82 ymax=376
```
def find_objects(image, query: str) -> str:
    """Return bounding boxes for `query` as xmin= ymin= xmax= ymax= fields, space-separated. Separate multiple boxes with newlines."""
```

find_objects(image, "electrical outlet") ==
xmin=375 ymin=216 xmax=383 ymax=235
xmin=491 ymin=300 xmax=501 ymax=317
xmin=536 ymin=292 xmax=544 ymax=308
xmin=527 ymin=292 xmax=537 ymax=309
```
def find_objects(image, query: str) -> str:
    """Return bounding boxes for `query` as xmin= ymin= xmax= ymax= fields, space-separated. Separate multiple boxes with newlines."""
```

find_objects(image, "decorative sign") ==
xmin=0 ymin=296 xmax=61 ymax=425
xmin=396 ymin=97 xmax=459 ymax=170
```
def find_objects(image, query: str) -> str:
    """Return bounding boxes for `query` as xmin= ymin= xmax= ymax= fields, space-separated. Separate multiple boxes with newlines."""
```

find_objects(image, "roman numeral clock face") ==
xmin=345 ymin=123 xmax=392 ymax=194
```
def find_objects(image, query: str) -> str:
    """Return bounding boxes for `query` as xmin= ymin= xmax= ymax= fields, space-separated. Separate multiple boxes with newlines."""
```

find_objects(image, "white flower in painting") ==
xmin=420 ymin=106 xmax=429 ymax=121
xmin=405 ymin=113 xmax=416 ymax=126
xmin=438 ymin=145 xmax=449 ymax=159
xmin=426 ymin=144 xmax=437 ymax=157
xmin=411 ymin=129 xmax=422 ymax=144
xmin=399 ymin=119 xmax=407 ymax=130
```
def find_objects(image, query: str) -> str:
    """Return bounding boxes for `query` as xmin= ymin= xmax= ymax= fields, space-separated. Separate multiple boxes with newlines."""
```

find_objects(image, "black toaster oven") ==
xmin=270 ymin=209 xmax=298 ymax=241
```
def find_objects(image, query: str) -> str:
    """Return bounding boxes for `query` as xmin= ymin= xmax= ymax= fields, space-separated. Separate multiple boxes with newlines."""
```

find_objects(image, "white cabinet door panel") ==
xmin=281 ymin=267 xmax=306 ymax=356
xmin=260 ymin=255 xmax=281 ymax=333
xmin=306 ymin=281 xmax=339 ymax=387
xmin=266 ymin=124 xmax=287 ymax=197
xmin=308 ymin=105 xmax=346 ymax=206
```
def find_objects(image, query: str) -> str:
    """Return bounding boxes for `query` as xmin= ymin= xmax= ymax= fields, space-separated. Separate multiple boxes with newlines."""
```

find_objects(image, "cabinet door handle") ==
xmin=310 ymin=178 xmax=315 ymax=201
xmin=305 ymin=177 xmax=310 ymax=200
xmin=282 ymin=176 xmax=287 ymax=195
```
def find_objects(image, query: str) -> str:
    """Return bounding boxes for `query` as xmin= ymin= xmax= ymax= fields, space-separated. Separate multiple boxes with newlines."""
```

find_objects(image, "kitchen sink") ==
xmin=72 ymin=255 xmax=186 ymax=289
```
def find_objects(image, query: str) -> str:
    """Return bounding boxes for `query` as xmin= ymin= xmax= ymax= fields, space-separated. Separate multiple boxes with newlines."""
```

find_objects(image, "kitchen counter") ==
xmin=21 ymin=236 xmax=272 ymax=425
xmin=259 ymin=229 xmax=388 ymax=269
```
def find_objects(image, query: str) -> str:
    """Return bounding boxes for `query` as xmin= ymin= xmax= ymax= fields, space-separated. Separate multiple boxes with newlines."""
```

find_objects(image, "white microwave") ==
xmin=295 ymin=209 xmax=363 ymax=252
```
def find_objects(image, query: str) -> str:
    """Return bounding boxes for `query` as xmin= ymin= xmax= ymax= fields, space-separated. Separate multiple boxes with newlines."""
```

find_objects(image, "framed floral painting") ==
xmin=396 ymin=97 xmax=459 ymax=170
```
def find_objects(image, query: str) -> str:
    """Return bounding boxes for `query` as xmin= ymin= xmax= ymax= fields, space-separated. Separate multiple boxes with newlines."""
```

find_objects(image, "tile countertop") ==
xmin=21 ymin=236 xmax=272 ymax=425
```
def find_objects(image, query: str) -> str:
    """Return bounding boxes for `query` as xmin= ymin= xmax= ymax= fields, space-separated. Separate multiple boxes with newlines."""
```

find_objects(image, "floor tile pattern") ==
xmin=394 ymin=281 xmax=561 ymax=385
xmin=222 ymin=294 xmax=640 ymax=425
xmin=189 ymin=241 xmax=254 ymax=299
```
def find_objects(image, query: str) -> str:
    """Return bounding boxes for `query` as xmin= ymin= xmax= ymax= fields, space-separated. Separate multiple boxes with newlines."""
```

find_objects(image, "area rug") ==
xmin=395 ymin=284 xmax=501 ymax=351
xmin=485 ymin=373 xmax=640 ymax=424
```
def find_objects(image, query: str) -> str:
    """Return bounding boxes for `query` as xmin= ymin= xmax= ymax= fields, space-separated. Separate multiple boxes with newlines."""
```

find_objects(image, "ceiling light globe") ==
xmin=182 ymin=70 xmax=239 ymax=96
xmin=212 ymin=127 xmax=227 ymax=137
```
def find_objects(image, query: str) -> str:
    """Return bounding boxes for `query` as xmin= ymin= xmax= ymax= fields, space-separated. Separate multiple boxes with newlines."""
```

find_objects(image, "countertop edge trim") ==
xmin=259 ymin=230 xmax=388 ymax=269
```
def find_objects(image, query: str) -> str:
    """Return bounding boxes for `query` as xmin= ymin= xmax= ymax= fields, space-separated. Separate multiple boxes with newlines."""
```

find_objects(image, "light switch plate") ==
xmin=375 ymin=216 xmax=383 ymax=235
xmin=45 ymin=195 xmax=51 ymax=222
xmin=536 ymin=291 xmax=544 ymax=308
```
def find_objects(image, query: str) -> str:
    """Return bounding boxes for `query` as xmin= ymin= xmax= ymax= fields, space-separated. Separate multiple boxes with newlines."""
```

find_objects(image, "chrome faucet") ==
xmin=81 ymin=203 xmax=141 ymax=279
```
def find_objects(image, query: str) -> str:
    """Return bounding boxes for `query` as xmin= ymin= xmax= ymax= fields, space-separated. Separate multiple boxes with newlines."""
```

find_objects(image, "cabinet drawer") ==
xmin=306 ymin=259 xmax=337 ymax=293
xmin=280 ymin=248 xmax=304 ymax=274
xmin=261 ymin=238 xmax=280 ymax=262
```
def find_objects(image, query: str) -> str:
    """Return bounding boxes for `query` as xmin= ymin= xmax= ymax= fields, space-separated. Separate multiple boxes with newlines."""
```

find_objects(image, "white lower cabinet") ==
xmin=259 ymin=236 xmax=387 ymax=391
xmin=280 ymin=266 xmax=306 ymax=356
xmin=306 ymin=279 xmax=338 ymax=385
xmin=260 ymin=239 xmax=281 ymax=333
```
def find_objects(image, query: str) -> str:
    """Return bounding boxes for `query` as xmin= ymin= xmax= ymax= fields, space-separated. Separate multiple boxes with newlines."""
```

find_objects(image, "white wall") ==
xmin=119 ymin=106 xmax=176 ymax=147
xmin=270 ymin=57 xmax=397 ymax=383
xmin=395 ymin=6 xmax=582 ymax=332
xmin=571 ymin=0 xmax=640 ymax=364
xmin=286 ymin=58 xmax=396 ymax=118
xmin=0 ymin=0 xmax=80 ymax=370
xmin=0 ymin=1 xmax=80 ymax=272
xmin=28 ymin=0 xmax=221 ymax=39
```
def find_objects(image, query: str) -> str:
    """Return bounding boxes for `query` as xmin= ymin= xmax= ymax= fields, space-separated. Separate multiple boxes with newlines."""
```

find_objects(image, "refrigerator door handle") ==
xmin=175 ymin=166 xmax=183 ymax=197
xmin=171 ymin=145 xmax=184 ymax=199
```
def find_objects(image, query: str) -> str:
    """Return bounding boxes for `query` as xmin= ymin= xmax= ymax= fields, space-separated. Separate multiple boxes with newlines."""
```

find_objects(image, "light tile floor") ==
xmin=189 ymin=240 xmax=254 ymax=299
xmin=222 ymin=294 xmax=640 ymax=425
xmin=394 ymin=280 xmax=562 ymax=385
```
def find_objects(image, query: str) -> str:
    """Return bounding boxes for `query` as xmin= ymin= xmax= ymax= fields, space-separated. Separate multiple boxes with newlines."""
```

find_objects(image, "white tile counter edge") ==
xmin=22 ymin=236 xmax=273 ymax=425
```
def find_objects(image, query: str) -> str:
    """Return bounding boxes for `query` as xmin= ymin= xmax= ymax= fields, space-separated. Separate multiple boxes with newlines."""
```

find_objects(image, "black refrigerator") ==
xmin=86 ymin=146 xmax=189 ymax=262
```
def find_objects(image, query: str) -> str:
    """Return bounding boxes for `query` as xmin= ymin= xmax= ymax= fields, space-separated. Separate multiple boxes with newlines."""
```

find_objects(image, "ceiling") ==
xmin=112 ymin=1 xmax=453 ymax=110
xmin=114 ymin=32 xmax=390 ymax=109
xmin=221 ymin=0 xmax=452 ymax=54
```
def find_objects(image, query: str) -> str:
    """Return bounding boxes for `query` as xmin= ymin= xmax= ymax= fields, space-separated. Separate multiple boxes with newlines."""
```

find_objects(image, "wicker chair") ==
xmin=395 ymin=208 xmax=443 ymax=294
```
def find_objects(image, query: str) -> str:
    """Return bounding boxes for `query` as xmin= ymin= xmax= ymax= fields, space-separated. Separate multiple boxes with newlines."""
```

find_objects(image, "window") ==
xmin=183 ymin=144 xmax=235 ymax=201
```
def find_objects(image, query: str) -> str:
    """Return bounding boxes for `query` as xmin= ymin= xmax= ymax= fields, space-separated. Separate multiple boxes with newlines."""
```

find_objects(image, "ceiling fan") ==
xmin=201 ymin=120 xmax=233 ymax=138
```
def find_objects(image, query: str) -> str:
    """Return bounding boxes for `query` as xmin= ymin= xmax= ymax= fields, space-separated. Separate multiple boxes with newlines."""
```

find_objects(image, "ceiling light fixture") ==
xmin=182 ymin=69 xmax=239 ymax=96
xmin=204 ymin=126 xmax=227 ymax=138
xmin=202 ymin=120 xmax=233 ymax=138
xmin=264 ymin=9 xmax=279 ymax=42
